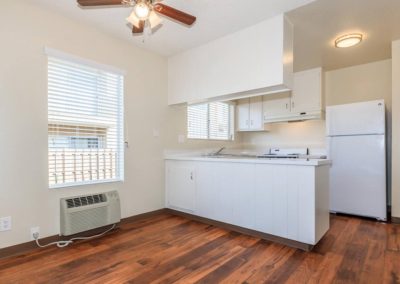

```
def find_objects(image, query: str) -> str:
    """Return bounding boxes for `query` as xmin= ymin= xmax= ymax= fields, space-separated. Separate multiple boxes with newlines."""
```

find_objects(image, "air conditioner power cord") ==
xmin=33 ymin=224 xmax=117 ymax=248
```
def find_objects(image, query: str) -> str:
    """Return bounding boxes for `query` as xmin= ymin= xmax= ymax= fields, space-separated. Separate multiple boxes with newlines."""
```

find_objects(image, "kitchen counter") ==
xmin=165 ymin=154 xmax=330 ymax=250
xmin=165 ymin=154 xmax=331 ymax=166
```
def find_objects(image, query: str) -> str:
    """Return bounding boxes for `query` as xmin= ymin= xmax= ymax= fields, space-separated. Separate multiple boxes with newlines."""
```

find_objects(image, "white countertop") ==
xmin=165 ymin=154 xmax=331 ymax=166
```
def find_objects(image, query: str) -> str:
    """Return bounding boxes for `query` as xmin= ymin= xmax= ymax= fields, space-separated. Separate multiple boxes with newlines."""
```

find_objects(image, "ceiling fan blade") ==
xmin=77 ymin=0 xmax=122 ymax=6
xmin=132 ymin=20 xmax=145 ymax=34
xmin=153 ymin=3 xmax=196 ymax=26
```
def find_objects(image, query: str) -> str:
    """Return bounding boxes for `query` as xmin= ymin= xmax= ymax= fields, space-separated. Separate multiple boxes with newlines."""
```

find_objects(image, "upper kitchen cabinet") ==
xmin=263 ymin=92 xmax=292 ymax=122
xmin=168 ymin=14 xmax=294 ymax=105
xmin=291 ymin=68 xmax=324 ymax=115
xmin=237 ymin=97 xmax=265 ymax=131
xmin=263 ymin=68 xmax=324 ymax=123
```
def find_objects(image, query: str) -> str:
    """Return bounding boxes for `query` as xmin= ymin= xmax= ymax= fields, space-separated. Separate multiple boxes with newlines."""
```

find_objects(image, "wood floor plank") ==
xmin=193 ymin=240 xmax=270 ymax=284
xmin=0 ymin=213 xmax=398 ymax=284
xmin=220 ymin=240 xmax=283 ymax=284
xmin=239 ymin=244 xmax=297 ymax=283
xmin=387 ymin=224 xmax=400 ymax=252
xmin=306 ymin=252 xmax=344 ymax=284
xmin=332 ymin=217 xmax=370 ymax=283
xmin=284 ymin=251 xmax=325 ymax=284
xmin=154 ymin=238 xmax=250 ymax=284
xmin=126 ymin=232 xmax=241 ymax=283
xmin=384 ymin=251 xmax=400 ymax=284
xmin=47 ymin=223 xmax=222 ymax=283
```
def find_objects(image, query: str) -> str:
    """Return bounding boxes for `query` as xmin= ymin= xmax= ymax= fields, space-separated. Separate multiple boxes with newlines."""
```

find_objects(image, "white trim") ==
xmin=49 ymin=178 xmax=124 ymax=190
xmin=44 ymin=47 xmax=126 ymax=76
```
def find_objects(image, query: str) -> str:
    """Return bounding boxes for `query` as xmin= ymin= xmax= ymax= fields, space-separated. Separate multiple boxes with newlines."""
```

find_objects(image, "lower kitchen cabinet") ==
xmin=253 ymin=164 xmax=326 ymax=244
xmin=165 ymin=159 xmax=329 ymax=246
xmin=195 ymin=162 xmax=255 ymax=227
xmin=165 ymin=161 xmax=196 ymax=212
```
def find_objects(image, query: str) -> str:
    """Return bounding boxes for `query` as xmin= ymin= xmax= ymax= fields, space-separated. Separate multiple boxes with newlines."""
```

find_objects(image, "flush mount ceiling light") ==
xmin=335 ymin=34 xmax=363 ymax=48
xmin=77 ymin=0 xmax=196 ymax=35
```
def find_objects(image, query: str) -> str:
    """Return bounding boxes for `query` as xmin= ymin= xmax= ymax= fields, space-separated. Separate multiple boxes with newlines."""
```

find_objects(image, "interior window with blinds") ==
xmin=187 ymin=102 xmax=234 ymax=140
xmin=47 ymin=54 xmax=124 ymax=188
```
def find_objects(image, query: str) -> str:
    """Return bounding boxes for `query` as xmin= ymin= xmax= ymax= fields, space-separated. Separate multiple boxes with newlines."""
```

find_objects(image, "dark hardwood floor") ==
xmin=0 ymin=212 xmax=400 ymax=284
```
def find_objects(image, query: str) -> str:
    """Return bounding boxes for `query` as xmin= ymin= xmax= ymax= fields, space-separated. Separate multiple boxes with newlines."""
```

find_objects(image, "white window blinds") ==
xmin=187 ymin=102 xmax=234 ymax=140
xmin=47 ymin=55 xmax=124 ymax=188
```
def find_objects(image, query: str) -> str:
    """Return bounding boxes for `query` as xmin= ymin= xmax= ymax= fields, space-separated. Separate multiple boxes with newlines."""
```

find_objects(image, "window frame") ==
xmin=187 ymin=101 xmax=235 ymax=141
xmin=46 ymin=48 xmax=125 ymax=189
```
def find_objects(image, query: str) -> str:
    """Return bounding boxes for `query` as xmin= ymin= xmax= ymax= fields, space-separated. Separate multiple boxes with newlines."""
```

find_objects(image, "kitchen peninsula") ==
xmin=165 ymin=154 xmax=330 ymax=250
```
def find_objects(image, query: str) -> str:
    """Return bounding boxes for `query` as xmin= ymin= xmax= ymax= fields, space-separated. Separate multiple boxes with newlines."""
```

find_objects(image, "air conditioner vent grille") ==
xmin=66 ymin=194 xmax=107 ymax=208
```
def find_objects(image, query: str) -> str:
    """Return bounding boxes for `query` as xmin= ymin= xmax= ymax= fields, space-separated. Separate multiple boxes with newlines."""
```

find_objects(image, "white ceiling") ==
xmin=24 ymin=0 xmax=400 ymax=71
xmin=287 ymin=0 xmax=400 ymax=71
xmin=26 ymin=0 xmax=316 ymax=56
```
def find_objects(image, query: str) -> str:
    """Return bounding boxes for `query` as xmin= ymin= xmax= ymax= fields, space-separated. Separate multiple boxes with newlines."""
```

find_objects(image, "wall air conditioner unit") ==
xmin=60 ymin=191 xmax=121 ymax=236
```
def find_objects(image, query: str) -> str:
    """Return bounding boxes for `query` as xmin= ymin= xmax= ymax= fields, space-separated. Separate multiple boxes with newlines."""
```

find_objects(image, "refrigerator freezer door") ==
xmin=328 ymin=135 xmax=387 ymax=220
xmin=326 ymin=100 xmax=385 ymax=136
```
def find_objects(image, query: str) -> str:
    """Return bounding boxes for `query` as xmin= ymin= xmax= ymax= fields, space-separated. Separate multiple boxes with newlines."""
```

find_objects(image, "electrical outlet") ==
xmin=30 ymin=227 xmax=40 ymax=240
xmin=0 ymin=216 xmax=12 ymax=232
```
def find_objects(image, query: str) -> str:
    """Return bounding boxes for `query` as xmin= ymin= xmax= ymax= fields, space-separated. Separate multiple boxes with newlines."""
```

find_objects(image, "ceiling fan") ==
xmin=77 ymin=0 xmax=197 ymax=34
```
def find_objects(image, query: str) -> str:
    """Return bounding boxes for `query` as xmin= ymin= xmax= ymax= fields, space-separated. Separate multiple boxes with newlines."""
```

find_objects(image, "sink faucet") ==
xmin=213 ymin=147 xmax=226 ymax=155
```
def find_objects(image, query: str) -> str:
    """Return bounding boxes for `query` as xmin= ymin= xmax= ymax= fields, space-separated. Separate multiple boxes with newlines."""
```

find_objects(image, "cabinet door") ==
xmin=263 ymin=92 xmax=292 ymax=121
xmin=292 ymin=68 xmax=322 ymax=114
xmin=166 ymin=162 xmax=195 ymax=212
xmin=217 ymin=163 xmax=255 ymax=228
xmin=254 ymin=164 xmax=288 ymax=238
xmin=237 ymin=98 xmax=250 ymax=130
xmin=195 ymin=163 xmax=219 ymax=219
xmin=249 ymin=97 xmax=263 ymax=130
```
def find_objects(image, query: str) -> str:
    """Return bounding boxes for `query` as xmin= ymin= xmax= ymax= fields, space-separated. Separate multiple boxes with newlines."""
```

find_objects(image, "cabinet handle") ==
xmin=190 ymin=172 xmax=193 ymax=180
xmin=292 ymin=102 xmax=295 ymax=108
xmin=286 ymin=103 xmax=288 ymax=109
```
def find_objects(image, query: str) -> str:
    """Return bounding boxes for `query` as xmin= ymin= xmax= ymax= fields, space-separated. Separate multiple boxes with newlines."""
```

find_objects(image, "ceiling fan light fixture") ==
xmin=126 ymin=11 xmax=141 ymax=28
xmin=148 ymin=11 xmax=162 ymax=29
xmin=335 ymin=33 xmax=363 ymax=48
xmin=134 ymin=2 xmax=150 ymax=19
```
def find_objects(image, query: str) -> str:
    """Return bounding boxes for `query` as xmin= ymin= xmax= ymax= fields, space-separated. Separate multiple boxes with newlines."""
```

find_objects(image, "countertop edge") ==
xmin=164 ymin=156 xmax=331 ymax=166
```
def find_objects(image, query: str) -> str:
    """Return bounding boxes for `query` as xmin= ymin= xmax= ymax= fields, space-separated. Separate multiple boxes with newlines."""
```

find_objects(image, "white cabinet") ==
xmin=218 ymin=163 xmax=255 ymax=228
xmin=292 ymin=68 xmax=323 ymax=114
xmin=196 ymin=162 xmax=255 ymax=228
xmin=165 ymin=159 xmax=330 ymax=246
xmin=168 ymin=15 xmax=293 ymax=105
xmin=263 ymin=68 xmax=324 ymax=123
xmin=195 ymin=163 xmax=220 ymax=220
xmin=237 ymin=97 xmax=265 ymax=131
xmin=165 ymin=161 xmax=196 ymax=212
xmin=263 ymin=92 xmax=292 ymax=122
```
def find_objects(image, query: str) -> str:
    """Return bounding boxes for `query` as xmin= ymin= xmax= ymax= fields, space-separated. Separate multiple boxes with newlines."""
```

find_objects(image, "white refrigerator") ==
xmin=326 ymin=100 xmax=387 ymax=221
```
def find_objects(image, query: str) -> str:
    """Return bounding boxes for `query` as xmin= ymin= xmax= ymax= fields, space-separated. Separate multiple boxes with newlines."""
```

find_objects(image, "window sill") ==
xmin=187 ymin=138 xmax=235 ymax=142
xmin=49 ymin=178 xmax=124 ymax=190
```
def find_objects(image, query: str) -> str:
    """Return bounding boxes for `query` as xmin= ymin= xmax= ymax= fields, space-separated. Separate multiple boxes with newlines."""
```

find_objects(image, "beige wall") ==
xmin=0 ymin=0 xmax=231 ymax=249
xmin=0 ymin=0 xmax=170 ymax=248
xmin=240 ymin=120 xmax=326 ymax=150
xmin=392 ymin=40 xmax=400 ymax=217
xmin=325 ymin=59 xmax=392 ymax=111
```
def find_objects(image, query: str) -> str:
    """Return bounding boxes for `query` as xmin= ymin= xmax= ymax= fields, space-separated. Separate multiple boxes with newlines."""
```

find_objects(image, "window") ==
xmin=187 ymin=102 xmax=234 ymax=140
xmin=47 ymin=50 xmax=124 ymax=188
